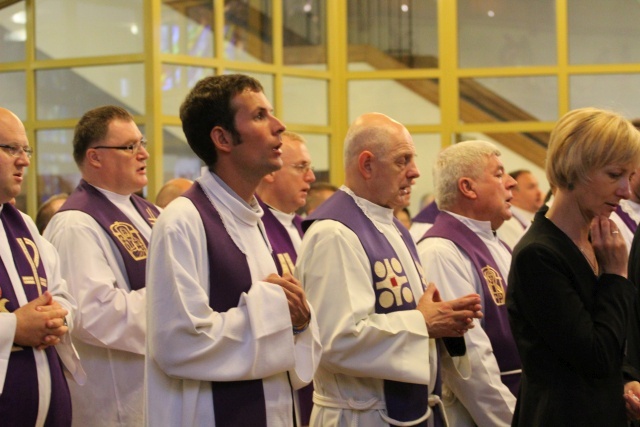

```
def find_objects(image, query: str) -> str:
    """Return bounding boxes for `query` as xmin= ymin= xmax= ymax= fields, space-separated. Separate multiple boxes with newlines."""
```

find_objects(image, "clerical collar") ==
xmin=209 ymin=170 xmax=258 ymax=211
xmin=266 ymin=204 xmax=296 ymax=226
xmin=341 ymin=185 xmax=394 ymax=232
xmin=444 ymin=210 xmax=498 ymax=241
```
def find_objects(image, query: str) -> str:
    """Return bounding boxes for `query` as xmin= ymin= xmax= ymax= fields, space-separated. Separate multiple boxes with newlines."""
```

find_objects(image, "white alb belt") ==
xmin=313 ymin=391 xmax=438 ymax=427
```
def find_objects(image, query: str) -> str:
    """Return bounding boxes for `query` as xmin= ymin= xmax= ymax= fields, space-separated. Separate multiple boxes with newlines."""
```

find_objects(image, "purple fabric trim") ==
xmin=257 ymin=197 xmax=300 ymax=275
xmin=256 ymin=197 xmax=313 ymax=424
xmin=183 ymin=184 xmax=268 ymax=427
xmin=412 ymin=201 xmax=441 ymax=224
xmin=616 ymin=205 xmax=638 ymax=235
xmin=58 ymin=180 xmax=159 ymax=291
xmin=0 ymin=204 xmax=71 ymax=426
xmin=305 ymin=190 xmax=433 ymax=426
xmin=423 ymin=212 xmax=521 ymax=396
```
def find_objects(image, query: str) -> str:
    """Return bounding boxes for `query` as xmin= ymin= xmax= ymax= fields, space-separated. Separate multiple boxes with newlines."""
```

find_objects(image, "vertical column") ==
xmin=143 ymin=0 xmax=163 ymax=202
xmin=437 ymin=0 xmax=459 ymax=148
xmin=327 ymin=0 xmax=348 ymax=186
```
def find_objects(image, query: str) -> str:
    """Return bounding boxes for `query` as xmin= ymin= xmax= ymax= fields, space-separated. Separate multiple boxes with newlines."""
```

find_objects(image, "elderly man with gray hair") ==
xmin=416 ymin=140 xmax=519 ymax=427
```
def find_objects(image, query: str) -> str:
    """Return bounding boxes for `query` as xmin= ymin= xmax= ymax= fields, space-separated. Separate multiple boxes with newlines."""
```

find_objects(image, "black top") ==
xmin=507 ymin=207 xmax=635 ymax=426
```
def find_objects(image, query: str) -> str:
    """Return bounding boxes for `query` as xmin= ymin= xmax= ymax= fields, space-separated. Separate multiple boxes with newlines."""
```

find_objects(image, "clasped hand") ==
xmin=591 ymin=215 xmax=627 ymax=277
xmin=417 ymin=283 xmax=483 ymax=338
xmin=13 ymin=291 xmax=68 ymax=351
xmin=264 ymin=273 xmax=311 ymax=329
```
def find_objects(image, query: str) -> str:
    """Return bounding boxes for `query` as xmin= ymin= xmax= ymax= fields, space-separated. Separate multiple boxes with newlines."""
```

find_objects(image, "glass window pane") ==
xmin=162 ymin=65 xmax=213 ymax=116
xmin=36 ymin=64 xmax=145 ymax=120
xmin=458 ymin=0 xmax=556 ymax=68
xmin=0 ymin=0 xmax=26 ymax=63
xmin=348 ymin=0 xmax=438 ymax=71
xmin=224 ymin=0 xmax=272 ymax=63
xmin=0 ymin=72 xmax=26 ymax=120
xmin=569 ymin=0 xmax=640 ymax=65
xmin=460 ymin=76 xmax=557 ymax=123
xmin=282 ymin=76 xmax=327 ymax=126
xmin=570 ymin=74 xmax=640 ymax=117
xmin=35 ymin=0 xmax=143 ymax=60
xmin=36 ymin=129 xmax=79 ymax=206
xmin=410 ymin=133 xmax=441 ymax=218
xmin=283 ymin=0 xmax=327 ymax=69
xmin=161 ymin=1 xmax=214 ymax=57
xmin=225 ymin=70 xmax=274 ymax=103
xmin=298 ymin=133 xmax=329 ymax=182
xmin=163 ymin=126 xmax=203 ymax=184
xmin=348 ymin=79 xmax=440 ymax=125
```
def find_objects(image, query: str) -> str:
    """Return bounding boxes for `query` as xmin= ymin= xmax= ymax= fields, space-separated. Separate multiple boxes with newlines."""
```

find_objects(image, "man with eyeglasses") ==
xmin=256 ymin=131 xmax=315 ymax=275
xmin=44 ymin=105 xmax=160 ymax=426
xmin=145 ymin=74 xmax=321 ymax=427
xmin=0 ymin=107 xmax=84 ymax=426
xmin=255 ymin=130 xmax=316 ymax=425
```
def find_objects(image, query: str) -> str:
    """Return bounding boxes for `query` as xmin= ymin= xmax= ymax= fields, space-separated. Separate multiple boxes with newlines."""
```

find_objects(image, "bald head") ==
xmin=0 ymin=107 xmax=30 ymax=205
xmin=0 ymin=108 xmax=22 ymax=131
xmin=343 ymin=113 xmax=419 ymax=207
xmin=344 ymin=113 xmax=410 ymax=171
xmin=155 ymin=178 xmax=193 ymax=208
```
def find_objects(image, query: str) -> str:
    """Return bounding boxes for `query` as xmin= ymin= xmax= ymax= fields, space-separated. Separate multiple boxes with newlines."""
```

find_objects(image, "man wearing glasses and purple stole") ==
xmin=45 ymin=106 xmax=159 ymax=426
xmin=0 ymin=107 xmax=85 ymax=426
xmin=256 ymin=130 xmax=316 ymax=425
xmin=145 ymin=74 xmax=321 ymax=427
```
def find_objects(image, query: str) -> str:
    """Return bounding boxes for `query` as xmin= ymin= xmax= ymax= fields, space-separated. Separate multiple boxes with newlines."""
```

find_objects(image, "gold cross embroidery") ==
xmin=17 ymin=238 xmax=47 ymax=296
xmin=146 ymin=207 xmax=157 ymax=225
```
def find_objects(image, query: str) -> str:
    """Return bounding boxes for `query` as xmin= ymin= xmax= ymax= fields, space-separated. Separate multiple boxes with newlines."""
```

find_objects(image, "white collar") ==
xmin=443 ymin=210 xmax=498 ymax=241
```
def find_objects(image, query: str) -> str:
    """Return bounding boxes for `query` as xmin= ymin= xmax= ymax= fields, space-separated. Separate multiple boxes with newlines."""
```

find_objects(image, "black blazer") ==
xmin=507 ymin=208 xmax=635 ymax=426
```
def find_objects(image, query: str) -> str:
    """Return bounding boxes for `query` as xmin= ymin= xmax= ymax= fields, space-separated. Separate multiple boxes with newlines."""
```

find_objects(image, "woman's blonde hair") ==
xmin=546 ymin=107 xmax=640 ymax=190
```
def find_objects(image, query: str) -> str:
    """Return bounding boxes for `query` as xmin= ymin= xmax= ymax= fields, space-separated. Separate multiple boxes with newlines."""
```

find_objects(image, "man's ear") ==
xmin=85 ymin=148 xmax=102 ymax=169
xmin=210 ymin=126 xmax=233 ymax=154
xmin=459 ymin=177 xmax=478 ymax=199
xmin=358 ymin=150 xmax=374 ymax=179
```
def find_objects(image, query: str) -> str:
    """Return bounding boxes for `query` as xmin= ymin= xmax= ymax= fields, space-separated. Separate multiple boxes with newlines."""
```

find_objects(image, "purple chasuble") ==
xmin=412 ymin=201 xmax=441 ymax=224
xmin=256 ymin=197 xmax=313 ymax=425
xmin=183 ymin=184 xmax=269 ymax=427
xmin=304 ymin=190 xmax=443 ymax=427
xmin=257 ymin=196 xmax=302 ymax=275
xmin=58 ymin=179 xmax=159 ymax=291
xmin=616 ymin=205 xmax=638 ymax=235
xmin=0 ymin=203 xmax=71 ymax=427
xmin=421 ymin=212 xmax=521 ymax=395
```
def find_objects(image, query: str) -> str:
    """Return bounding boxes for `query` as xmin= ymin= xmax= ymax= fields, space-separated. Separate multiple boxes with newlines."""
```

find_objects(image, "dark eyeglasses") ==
xmin=93 ymin=139 xmax=148 ymax=155
xmin=0 ymin=144 xmax=33 ymax=159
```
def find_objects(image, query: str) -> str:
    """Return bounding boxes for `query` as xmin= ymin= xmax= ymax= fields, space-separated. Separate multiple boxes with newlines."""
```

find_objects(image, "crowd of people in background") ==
xmin=3 ymin=74 xmax=640 ymax=427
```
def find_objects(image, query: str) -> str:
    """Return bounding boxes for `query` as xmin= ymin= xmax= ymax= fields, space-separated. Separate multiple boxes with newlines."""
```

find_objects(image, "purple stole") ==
xmin=257 ymin=196 xmax=302 ymax=275
xmin=0 ymin=204 xmax=71 ymax=427
xmin=256 ymin=197 xmax=314 ymax=425
xmin=421 ymin=212 xmax=521 ymax=396
xmin=183 ymin=183 xmax=269 ymax=427
xmin=412 ymin=201 xmax=441 ymax=224
xmin=58 ymin=180 xmax=159 ymax=290
xmin=616 ymin=205 xmax=638 ymax=235
xmin=304 ymin=190 xmax=441 ymax=427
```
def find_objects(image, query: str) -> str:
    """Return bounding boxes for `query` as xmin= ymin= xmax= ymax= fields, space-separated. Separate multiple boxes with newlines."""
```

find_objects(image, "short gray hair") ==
xmin=434 ymin=140 xmax=501 ymax=210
